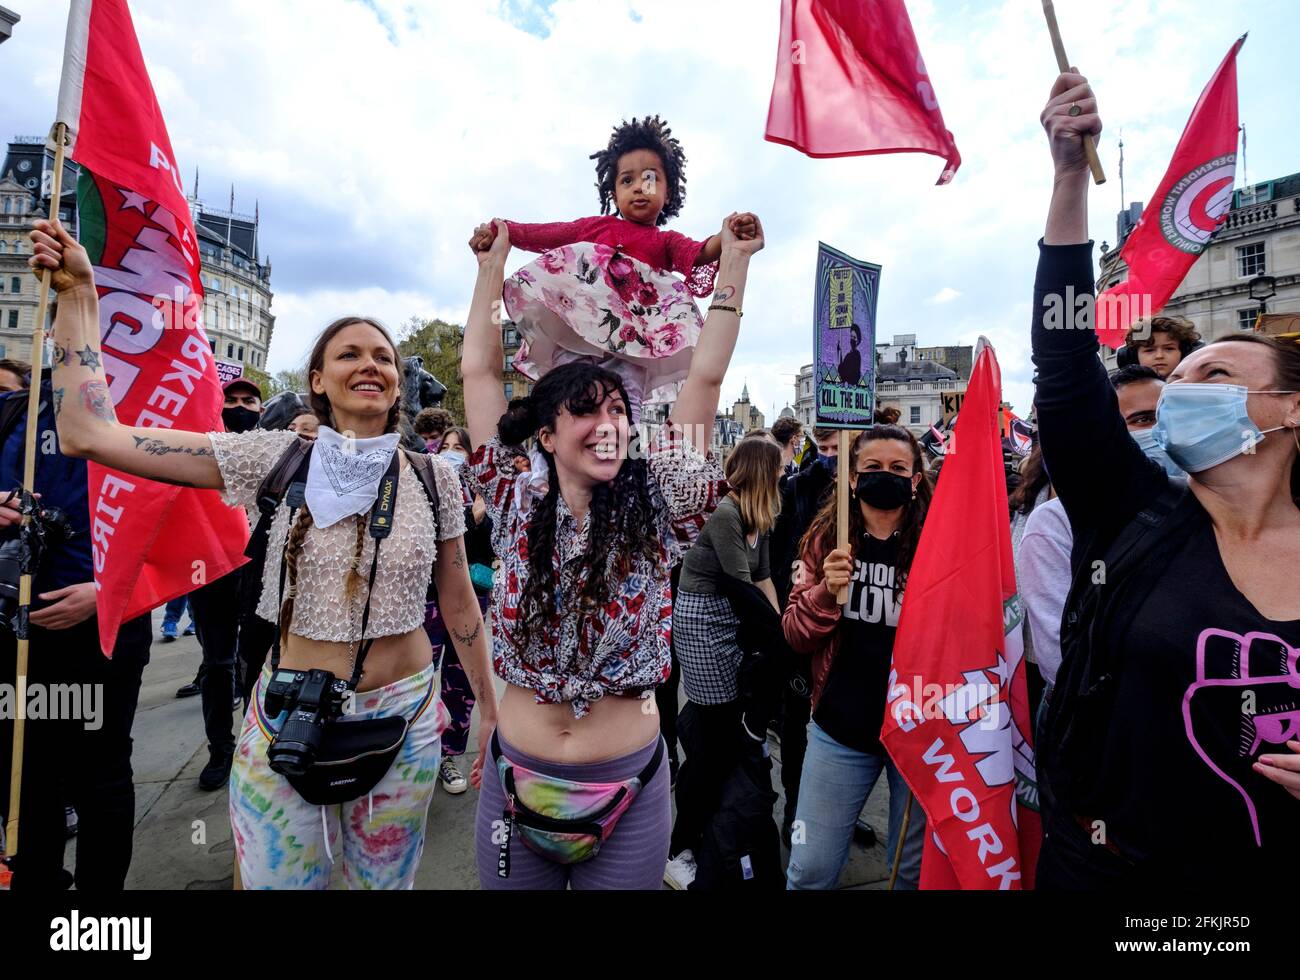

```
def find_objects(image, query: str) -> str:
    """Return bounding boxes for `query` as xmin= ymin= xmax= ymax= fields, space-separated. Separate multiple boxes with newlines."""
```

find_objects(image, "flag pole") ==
xmin=2 ymin=120 xmax=70 ymax=869
xmin=1041 ymin=0 xmax=1107 ymax=185
xmin=888 ymin=791 xmax=915 ymax=890
xmin=836 ymin=430 xmax=849 ymax=603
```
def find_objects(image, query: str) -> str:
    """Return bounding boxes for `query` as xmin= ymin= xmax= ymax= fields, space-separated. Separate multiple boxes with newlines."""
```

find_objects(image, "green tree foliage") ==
xmin=398 ymin=316 xmax=465 ymax=422
xmin=262 ymin=368 xmax=307 ymax=399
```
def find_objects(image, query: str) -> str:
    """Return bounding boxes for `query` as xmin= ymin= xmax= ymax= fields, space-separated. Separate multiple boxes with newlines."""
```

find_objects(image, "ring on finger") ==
xmin=1068 ymin=102 xmax=1082 ymax=117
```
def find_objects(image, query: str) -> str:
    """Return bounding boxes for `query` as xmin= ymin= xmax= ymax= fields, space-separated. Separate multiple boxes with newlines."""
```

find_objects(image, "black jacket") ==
xmin=770 ymin=457 xmax=834 ymax=605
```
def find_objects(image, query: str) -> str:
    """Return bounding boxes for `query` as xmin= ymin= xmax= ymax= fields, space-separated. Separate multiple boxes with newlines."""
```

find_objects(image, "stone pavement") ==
xmin=116 ymin=609 xmax=899 ymax=889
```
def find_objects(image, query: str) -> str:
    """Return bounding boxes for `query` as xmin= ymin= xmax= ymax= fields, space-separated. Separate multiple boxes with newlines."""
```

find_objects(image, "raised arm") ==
xmin=671 ymin=212 xmax=764 ymax=453
xmin=463 ymin=220 xmax=512 ymax=450
xmin=31 ymin=219 xmax=224 ymax=490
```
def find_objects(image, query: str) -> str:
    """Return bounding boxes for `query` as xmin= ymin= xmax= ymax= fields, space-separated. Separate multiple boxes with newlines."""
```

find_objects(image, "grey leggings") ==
xmin=476 ymin=731 xmax=671 ymax=890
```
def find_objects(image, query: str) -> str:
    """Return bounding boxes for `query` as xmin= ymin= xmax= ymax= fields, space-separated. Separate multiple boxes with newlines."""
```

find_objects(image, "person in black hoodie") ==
xmin=1033 ymin=69 xmax=1300 ymax=887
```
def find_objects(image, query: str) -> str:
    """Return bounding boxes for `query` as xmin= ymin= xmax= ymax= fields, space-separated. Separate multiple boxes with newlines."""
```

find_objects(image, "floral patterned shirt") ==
xmin=505 ymin=215 xmax=718 ymax=298
xmin=467 ymin=426 xmax=724 ymax=717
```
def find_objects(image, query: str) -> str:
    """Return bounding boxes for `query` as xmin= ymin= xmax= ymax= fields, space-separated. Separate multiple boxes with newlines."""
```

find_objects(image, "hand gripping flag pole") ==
xmin=2 ymin=120 xmax=69 ymax=872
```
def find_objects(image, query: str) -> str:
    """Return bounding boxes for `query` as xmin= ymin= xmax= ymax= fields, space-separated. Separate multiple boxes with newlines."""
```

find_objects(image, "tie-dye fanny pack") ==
xmin=493 ymin=731 xmax=664 ymax=876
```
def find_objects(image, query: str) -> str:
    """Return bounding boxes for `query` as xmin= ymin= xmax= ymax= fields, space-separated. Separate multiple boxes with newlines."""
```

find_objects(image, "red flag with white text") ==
xmin=765 ymin=0 xmax=961 ymax=184
xmin=880 ymin=342 xmax=1041 ymax=888
xmin=1094 ymin=37 xmax=1245 ymax=348
xmin=53 ymin=0 xmax=249 ymax=653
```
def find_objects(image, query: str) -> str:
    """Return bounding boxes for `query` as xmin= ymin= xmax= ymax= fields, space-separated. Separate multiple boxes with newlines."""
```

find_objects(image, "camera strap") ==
xmin=270 ymin=448 xmax=402 ymax=691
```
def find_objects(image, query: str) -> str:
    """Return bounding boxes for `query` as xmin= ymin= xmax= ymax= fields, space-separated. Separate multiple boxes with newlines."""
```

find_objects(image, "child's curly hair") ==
xmin=590 ymin=115 xmax=687 ymax=227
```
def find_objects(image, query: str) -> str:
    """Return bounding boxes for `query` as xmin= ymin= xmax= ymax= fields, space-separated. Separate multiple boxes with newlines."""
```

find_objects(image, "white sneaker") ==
xmin=439 ymin=757 xmax=469 ymax=795
xmin=663 ymin=849 xmax=697 ymax=890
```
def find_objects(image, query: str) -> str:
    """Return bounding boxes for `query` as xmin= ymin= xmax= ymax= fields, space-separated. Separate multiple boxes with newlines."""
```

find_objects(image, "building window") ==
xmin=9 ymin=278 xmax=18 ymax=294
xmin=1237 ymin=308 xmax=1263 ymax=331
xmin=238 ymin=345 xmax=245 ymax=360
xmin=504 ymin=383 xmax=513 ymax=400
xmin=7 ymin=311 xmax=17 ymax=330
xmin=1237 ymin=242 xmax=1266 ymax=278
xmin=910 ymin=406 xmax=921 ymax=425
xmin=226 ymin=343 xmax=234 ymax=357
xmin=0 ymin=241 xmax=7 ymax=254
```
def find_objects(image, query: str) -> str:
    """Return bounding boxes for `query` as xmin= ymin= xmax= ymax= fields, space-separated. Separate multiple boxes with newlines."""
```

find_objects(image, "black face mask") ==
xmin=222 ymin=406 xmax=261 ymax=434
xmin=855 ymin=471 xmax=914 ymax=510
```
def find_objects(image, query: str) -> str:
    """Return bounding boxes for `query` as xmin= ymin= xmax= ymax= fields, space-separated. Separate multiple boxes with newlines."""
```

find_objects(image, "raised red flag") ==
xmin=764 ymin=0 xmax=961 ymax=184
xmin=53 ymin=0 xmax=249 ymax=653
xmin=880 ymin=341 xmax=1040 ymax=889
xmin=1095 ymin=37 xmax=1245 ymax=349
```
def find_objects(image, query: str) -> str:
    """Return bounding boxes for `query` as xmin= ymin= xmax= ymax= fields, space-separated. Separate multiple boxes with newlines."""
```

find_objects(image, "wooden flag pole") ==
xmin=836 ymin=429 xmax=850 ymax=604
xmin=1042 ymin=0 xmax=1107 ymax=186
xmin=888 ymin=791 xmax=915 ymax=890
xmin=3 ymin=121 xmax=70 ymax=867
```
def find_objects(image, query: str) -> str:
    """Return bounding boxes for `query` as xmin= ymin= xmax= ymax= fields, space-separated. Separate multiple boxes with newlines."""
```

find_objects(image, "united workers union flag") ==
xmin=53 ymin=0 xmax=249 ymax=653
xmin=765 ymin=0 xmax=961 ymax=185
xmin=1094 ymin=37 xmax=1245 ymax=348
xmin=880 ymin=341 xmax=1041 ymax=888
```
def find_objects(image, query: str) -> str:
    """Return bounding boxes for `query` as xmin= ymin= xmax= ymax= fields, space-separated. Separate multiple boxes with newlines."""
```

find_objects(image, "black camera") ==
xmin=0 ymin=500 xmax=78 ymax=633
xmin=263 ymin=667 xmax=351 ymax=777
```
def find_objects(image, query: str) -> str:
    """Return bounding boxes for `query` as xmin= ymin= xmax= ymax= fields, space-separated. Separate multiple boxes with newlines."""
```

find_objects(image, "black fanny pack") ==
xmin=282 ymin=714 xmax=409 ymax=806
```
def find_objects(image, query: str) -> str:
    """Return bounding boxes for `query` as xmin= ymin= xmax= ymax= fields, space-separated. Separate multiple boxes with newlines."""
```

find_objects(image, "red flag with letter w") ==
xmin=53 ymin=0 xmax=249 ymax=654
xmin=765 ymin=0 xmax=961 ymax=184
xmin=880 ymin=341 xmax=1041 ymax=888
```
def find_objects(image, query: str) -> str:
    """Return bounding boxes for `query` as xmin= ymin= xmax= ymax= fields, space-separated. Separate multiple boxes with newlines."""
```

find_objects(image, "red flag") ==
xmin=764 ymin=0 xmax=961 ymax=184
xmin=880 ymin=342 xmax=1041 ymax=889
xmin=54 ymin=0 xmax=249 ymax=653
xmin=1095 ymin=37 xmax=1245 ymax=349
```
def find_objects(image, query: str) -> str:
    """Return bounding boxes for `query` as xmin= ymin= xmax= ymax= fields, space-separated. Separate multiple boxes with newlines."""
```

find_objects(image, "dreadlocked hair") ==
xmin=278 ymin=316 xmax=404 ymax=644
xmin=498 ymin=361 xmax=663 ymax=648
xmin=590 ymin=115 xmax=687 ymax=227
xmin=799 ymin=425 xmax=933 ymax=590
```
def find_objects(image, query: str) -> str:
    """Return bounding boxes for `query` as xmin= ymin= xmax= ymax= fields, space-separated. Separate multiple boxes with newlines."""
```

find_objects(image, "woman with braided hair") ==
xmin=469 ymin=114 xmax=758 ymax=421
xmin=462 ymin=213 xmax=762 ymax=889
xmin=32 ymin=217 xmax=497 ymax=889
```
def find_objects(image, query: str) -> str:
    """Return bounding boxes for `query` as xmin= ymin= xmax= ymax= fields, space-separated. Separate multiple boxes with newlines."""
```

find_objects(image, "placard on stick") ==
xmin=814 ymin=242 xmax=880 ymax=430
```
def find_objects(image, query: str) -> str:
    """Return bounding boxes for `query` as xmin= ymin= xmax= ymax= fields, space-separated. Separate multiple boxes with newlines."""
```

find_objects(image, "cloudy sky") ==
xmin=2 ymin=0 xmax=1297 ymax=416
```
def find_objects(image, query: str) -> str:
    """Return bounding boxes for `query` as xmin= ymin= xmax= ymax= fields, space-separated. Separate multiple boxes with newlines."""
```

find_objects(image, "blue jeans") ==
xmin=162 ymin=595 xmax=189 ymax=630
xmin=786 ymin=721 xmax=926 ymax=890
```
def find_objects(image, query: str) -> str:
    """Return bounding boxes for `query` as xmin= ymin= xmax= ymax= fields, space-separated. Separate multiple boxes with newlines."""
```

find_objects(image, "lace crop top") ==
xmin=210 ymin=429 xmax=466 ymax=642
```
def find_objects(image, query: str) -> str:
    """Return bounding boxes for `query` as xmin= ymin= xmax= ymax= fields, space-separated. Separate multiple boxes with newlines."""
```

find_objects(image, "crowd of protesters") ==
xmin=1 ymin=70 xmax=1296 ymax=893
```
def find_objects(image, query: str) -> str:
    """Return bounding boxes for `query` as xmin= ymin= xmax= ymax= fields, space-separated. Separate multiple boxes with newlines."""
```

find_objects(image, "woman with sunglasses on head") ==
xmin=1032 ymin=70 xmax=1300 ymax=887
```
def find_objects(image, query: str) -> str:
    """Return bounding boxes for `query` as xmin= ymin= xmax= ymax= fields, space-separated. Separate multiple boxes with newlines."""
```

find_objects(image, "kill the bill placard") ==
xmin=814 ymin=242 xmax=880 ymax=429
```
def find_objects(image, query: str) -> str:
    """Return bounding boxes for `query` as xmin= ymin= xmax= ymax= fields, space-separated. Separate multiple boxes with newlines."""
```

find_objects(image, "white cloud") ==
xmin=0 ymin=0 xmax=1295 ymax=416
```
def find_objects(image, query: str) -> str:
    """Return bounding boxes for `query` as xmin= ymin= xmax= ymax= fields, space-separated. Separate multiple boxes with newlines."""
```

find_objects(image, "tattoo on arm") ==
xmin=712 ymin=285 xmax=736 ymax=304
xmin=452 ymin=542 xmax=466 ymax=570
xmin=80 ymin=381 xmax=116 ymax=422
xmin=52 ymin=387 xmax=64 ymax=417
xmin=132 ymin=436 xmax=214 ymax=458
xmin=451 ymin=621 xmax=481 ymax=647
xmin=76 ymin=346 xmax=102 ymax=370
xmin=51 ymin=344 xmax=70 ymax=368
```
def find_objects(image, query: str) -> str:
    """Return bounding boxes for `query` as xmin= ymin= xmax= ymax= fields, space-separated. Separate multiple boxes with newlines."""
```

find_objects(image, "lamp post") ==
xmin=1248 ymin=274 xmax=1278 ymax=328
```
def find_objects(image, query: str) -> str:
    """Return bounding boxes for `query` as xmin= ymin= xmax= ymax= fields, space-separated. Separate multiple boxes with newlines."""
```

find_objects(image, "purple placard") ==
xmin=814 ymin=242 xmax=880 ymax=428
xmin=215 ymin=359 xmax=243 ymax=387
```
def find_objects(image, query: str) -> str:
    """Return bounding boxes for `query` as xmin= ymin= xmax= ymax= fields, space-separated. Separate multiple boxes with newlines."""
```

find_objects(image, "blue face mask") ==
xmin=816 ymin=453 xmax=837 ymax=474
xmin=1151 ymin=383 xmax=1293 ymax=474
xmin=1130 ymin=427 xmax=1185 ymax=477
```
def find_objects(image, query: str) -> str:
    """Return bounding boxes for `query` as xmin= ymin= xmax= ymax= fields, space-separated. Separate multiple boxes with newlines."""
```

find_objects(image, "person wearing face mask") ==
xmin=1032 ymin=72 xmax=1300 ymax=887
xmin=178 ymin=378 xmax=268 ymax=788
xmin=419 ymin=426 xmax=493 ymax=795
xmin=1019 ymin=367 xmax=1180 ymax=704
xmin=781 ymin=425 xmax=933 ymax=889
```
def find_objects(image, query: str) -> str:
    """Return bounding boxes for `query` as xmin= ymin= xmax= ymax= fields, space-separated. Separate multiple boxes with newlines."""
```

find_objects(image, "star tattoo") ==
xmin=76 ymin=346 xmax=101 ymax=370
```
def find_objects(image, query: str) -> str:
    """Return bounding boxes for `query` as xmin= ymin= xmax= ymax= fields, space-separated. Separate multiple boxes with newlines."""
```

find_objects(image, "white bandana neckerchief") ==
xmin=304 ymin=426 xmax=401 ymax=529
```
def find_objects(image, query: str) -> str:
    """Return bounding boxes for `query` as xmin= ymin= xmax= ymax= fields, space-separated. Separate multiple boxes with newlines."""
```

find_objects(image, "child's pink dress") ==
xmin=502 ymin=216 xmax=719 ymax=415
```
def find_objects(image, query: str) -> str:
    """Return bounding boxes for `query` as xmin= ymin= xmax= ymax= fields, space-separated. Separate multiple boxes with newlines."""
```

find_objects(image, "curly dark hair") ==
xmin=590 ymin=115 xmax=687 ymax=227
xmin=498 ymin=361 xmax=664 ymax=647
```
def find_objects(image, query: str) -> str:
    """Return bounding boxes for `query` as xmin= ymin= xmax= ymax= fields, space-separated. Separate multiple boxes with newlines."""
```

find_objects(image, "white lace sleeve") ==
xmin=208 ymin=429 xmax=302 ymax=509
xmin=428 ymin=453 xmax=467 ymax=542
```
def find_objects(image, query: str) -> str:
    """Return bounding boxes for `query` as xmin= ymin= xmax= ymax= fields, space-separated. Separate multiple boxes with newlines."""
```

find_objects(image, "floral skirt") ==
xmin=503 ymin=243 xmax=703 ymax=410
